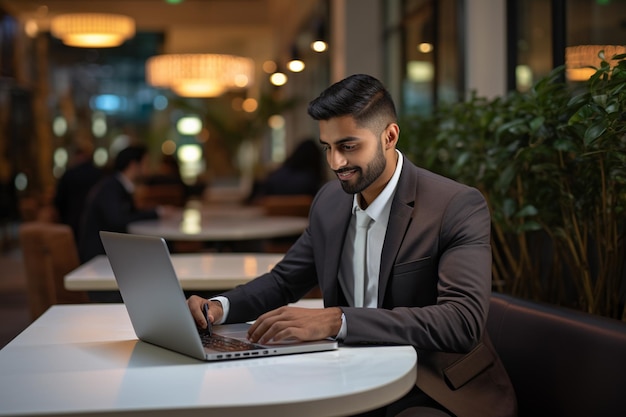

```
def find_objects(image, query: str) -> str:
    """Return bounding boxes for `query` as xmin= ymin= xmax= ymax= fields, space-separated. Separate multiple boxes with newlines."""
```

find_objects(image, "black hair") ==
xmin=114 ymin=145 xmax=148 ymax=172
xmin=307 ymin=74 xmax=397 ymax=132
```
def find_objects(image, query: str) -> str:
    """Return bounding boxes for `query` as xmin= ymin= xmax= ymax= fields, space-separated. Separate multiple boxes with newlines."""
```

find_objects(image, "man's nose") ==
xmin=328 ymin=150 xmax=347 ymax=171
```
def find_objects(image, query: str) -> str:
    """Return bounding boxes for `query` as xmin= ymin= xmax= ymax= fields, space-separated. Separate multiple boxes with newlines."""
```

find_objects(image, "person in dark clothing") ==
xmin=78 ymin=145 xmax=162 ymax=264
xmin=262 ymin=138 xmax=326 ymax=197
xmin=54 ymin=146 xmax=103 ymax=241
xmin=247 ymin=138 xmax=326 ymax=204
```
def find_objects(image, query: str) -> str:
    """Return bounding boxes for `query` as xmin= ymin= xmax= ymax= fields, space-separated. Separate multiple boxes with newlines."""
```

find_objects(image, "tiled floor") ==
xmin=0 ymin=226 xmax=32 ymax=349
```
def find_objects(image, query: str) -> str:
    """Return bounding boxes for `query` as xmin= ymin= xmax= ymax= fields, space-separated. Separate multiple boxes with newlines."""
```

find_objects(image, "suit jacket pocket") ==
xmin=389 ymin=257 xmax=436 ymax=306
xmin=443 ymin=342 xmax=494 ymax=390
xmin=394 ymin=256 xmax=433 ymax=275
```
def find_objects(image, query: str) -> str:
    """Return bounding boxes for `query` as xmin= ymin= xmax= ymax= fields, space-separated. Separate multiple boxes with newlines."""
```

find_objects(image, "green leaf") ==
xmin=515 ymin=205 xmax=538 ymax=218
xmin=583 ymin=123 xmax=607 ymax=146
xmin=495 ymin=165 xmax=516 ymax=193
xmin=530 ymin=116 xmax=545 ymax=133
xmin=516 ymin=221 xmax=542 ymax=233
xmin=554 ymin=138 xmax=575 ymax=152
xmin=502 ymin=198 xmax=516 ymax=218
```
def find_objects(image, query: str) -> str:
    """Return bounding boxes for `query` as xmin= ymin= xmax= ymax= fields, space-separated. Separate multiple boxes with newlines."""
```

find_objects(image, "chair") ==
xmin=19 ymin=221 xmax=89 ymax=320
xmin=134 ymin=183 xmax=186 ymax=209
xmin=486 ymin=292 xmax=626 ymax=417
xmin=255 ymin=194 xmax=313 ymax=254
xmin=259 ymin=194 xmax=313 ymax=217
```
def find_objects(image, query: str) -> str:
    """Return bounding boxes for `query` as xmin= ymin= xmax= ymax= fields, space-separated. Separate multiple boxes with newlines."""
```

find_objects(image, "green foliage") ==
xmin=400 ymin=53 xmax=626 ymax=320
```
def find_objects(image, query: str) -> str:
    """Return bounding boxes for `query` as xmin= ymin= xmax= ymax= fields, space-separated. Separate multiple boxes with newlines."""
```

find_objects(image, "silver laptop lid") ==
xmin=100 ymin=231 xmax=208 ymax=359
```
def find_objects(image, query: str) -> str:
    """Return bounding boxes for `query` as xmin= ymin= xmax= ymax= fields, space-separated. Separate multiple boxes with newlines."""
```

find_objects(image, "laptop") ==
xmin=99 ymin=231 xmax=338 ymax=361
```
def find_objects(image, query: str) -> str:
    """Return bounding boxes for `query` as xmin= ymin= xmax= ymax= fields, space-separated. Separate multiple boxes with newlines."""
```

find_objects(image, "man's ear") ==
xmin=383 ymin=123 xmax=400 ymax=149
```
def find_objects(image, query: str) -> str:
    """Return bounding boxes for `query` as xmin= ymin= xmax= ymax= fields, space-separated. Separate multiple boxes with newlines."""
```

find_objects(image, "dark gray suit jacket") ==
xmin=222 ymin=155 xmax=517 ymax=417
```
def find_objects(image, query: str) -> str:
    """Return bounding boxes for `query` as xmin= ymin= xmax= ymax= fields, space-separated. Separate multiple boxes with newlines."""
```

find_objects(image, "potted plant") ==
xmin=400 ymin=53 xmax=626 ymax=320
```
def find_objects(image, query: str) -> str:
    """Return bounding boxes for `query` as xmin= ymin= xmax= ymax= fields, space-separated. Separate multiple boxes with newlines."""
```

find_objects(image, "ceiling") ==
xmin=0 ymin=0 xmax=322 ymax=65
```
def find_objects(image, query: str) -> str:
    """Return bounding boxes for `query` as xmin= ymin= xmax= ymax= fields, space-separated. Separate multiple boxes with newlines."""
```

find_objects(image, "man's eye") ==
xmin=343 ymin=144 xmax=356 ymax=151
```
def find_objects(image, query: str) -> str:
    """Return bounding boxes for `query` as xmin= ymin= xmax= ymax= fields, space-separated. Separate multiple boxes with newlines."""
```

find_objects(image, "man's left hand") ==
xmin=247 ymin=306 xmax=343 ymax=344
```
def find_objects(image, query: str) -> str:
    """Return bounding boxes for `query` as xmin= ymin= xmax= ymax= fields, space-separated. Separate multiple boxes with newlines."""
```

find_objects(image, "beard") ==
xmin=337 ymin=142 xmax=387 ymax=195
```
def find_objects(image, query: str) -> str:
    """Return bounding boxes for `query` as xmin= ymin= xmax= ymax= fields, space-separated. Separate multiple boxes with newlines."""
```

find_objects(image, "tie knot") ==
xmin=355 ymin=209 xmax=372 ymax=228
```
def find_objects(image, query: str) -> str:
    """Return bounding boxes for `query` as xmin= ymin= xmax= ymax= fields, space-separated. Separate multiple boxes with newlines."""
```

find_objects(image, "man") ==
xmin=54 ymin=143 xmax=102 ymax=242
xmin=78 ymin=145 xmax=162 ymax=264
xmin=188 ymin=74 xmax=517 ymax=417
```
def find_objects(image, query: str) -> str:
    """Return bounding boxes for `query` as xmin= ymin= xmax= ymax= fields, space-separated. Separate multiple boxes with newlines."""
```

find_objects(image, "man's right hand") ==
xmin=187 ymin=295 xmax=223 ymax=330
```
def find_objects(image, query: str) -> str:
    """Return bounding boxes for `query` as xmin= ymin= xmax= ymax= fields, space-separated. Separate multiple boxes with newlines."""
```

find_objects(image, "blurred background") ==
xmin=0 ymin=0 xmax=624 ymax=220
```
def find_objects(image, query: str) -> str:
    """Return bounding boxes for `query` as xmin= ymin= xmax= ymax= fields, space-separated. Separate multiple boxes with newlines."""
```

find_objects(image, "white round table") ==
xmin=0 ymin=304 xmax=418 ymax=417
xmin=128 ymin=215 xmax=308 ymax=242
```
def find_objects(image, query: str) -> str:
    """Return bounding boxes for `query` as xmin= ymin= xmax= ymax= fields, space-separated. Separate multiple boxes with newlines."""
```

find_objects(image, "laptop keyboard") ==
xmin=201 ymin=333 xmax=264 ymax=352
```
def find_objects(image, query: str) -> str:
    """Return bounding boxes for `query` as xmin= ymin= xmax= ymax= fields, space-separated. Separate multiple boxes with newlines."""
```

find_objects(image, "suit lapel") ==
xmin=320 ymin=187 xmax=353 ymax=306
xmin=378 ymin=157 xmax=418 ymax=306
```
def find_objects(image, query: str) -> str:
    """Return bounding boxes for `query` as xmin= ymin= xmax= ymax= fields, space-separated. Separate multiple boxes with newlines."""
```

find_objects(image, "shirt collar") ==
xmin=352 ymin=149 xmax=404 ymax=222
xmin=116 ymin=172 xmax=135 ymax=194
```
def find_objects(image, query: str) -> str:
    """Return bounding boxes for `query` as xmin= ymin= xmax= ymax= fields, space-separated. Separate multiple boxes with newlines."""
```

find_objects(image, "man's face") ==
xmin=318 ymin=116 xmax=392 ymax=198
xmin=126 ymin=154 xmax=150 ymax=183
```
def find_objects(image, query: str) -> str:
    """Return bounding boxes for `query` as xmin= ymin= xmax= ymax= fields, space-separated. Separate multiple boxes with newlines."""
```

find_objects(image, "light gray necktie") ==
xmin=353 ymin=209 xmax=372 ymax=308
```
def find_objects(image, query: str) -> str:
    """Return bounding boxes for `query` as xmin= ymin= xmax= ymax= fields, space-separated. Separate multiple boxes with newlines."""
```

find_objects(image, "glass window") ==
xmin=385 ymin=0 xmax=462 ymax=116
xmin=510 ymin=0 xmax=553 ymax=92
xmin=510 ymin=0 xmax=626 ymax=91
xmin=565 ymin=0 xmax=626 ymax=83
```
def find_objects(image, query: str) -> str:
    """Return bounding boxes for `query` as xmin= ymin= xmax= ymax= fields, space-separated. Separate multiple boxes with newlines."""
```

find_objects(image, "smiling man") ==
xmin=188 ymin=74 xmax=516 ymax=417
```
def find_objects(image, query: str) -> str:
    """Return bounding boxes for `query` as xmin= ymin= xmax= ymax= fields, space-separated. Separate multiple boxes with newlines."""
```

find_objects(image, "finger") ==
xmin=248 ymin=309 xmax=287 ymax=343
xmin=252 ymin=309 xmax=310 ymax=344
xmin=263 ymin=325 xmax=303 ymax=343
xmin=186 ymin=295 xmax=208 ymax=329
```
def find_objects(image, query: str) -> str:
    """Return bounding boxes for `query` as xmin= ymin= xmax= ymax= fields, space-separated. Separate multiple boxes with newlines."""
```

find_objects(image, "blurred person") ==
xmin=53 ymin=144 xmax=103 ymax=241
xmin=248 ymin=138 xmax=326 ymax=203
xmin=142 ymin=154 xmax=190 ymax=200
xmin=263 ymin=138 xmax=326 ymax=196
xmin=143 ymin=155 xmax=184 ymax=185
xmin=78 ymin=145 xmax=172 ymax=264
xmin=188 ymin=74 xmax=516 ymax=417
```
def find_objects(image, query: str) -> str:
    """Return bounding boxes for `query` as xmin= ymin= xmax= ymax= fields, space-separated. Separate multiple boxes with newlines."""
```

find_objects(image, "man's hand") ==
xmin=247 ymin=306 xmax=342 ymax=344
xmin=187 ymin=295 xmax=223 ymax=330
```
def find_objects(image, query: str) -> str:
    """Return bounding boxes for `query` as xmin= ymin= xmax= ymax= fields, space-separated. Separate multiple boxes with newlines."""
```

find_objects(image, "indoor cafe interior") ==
xmin=0 ymin=1 xmax=625 ymax=415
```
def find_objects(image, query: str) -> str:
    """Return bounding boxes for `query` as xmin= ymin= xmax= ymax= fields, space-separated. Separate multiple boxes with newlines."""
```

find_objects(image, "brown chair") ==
xmin=486 ymin=292 xmax=626 ymax=417
xmin=19 ymin=221 xmax=89 ymax=320
xmin=134 ymin=183 xmax=186 ymax=209
xmin=259 ymin=194 xmax=313 ymax=217
xmin=255 ymin=194 xmax=313 ymax=254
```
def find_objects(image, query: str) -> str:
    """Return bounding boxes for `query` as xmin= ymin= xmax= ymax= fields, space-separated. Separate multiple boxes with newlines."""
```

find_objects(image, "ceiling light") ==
xmin=287 ymin=59 xmax=305 ymax=72
xmin=50 ymin=13 xmax=135 ymax=48
xmin=310 ymin=20 xmax=328 ymax=53
xmin=177 ymin=116 xmax=203 ymax=136
xmin=269 ymin=72 xmax=288 ymax=86
xmin=418 ymin=43 xmax=433 ymax=53
xmin=242 ymin=98 xmax=258 ymax=113
xmin=146 ymin=54 xmax=255 ymax=97
xmin=311 ymin=40 xmax=327 ymax=53
xmin=262 ymin=60 xmax=277 ymax=73
xmin=287 ymin=45 xmax=305 ymax=72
